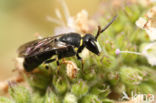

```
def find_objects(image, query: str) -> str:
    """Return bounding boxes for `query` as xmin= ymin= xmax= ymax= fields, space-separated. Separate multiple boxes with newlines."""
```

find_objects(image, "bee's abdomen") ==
xmin=23 ymin=57 xmax=43 ymax=72
xmin=23 ymin=50 xmax=55 ymax=72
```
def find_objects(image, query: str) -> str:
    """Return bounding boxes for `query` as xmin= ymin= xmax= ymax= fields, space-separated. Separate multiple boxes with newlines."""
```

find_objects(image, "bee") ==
xmin=17 ymin=16 xmax=117 ymax=72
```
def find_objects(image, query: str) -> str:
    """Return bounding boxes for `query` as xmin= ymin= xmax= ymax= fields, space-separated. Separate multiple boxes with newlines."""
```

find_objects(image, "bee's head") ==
xmin=83 ymin=15 xmax=117 ymax=55
xmin=83 ymin=34 xmax=100 ymax=55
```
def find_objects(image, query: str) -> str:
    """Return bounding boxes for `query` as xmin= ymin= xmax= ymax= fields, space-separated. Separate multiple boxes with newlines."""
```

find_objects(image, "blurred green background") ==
xmin=0 ymin=0 xmax=99 ymax=80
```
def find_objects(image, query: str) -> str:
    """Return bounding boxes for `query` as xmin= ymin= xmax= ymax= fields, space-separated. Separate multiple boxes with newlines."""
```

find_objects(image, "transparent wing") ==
xmin=17 ymin=34 xmax=69 ymax=57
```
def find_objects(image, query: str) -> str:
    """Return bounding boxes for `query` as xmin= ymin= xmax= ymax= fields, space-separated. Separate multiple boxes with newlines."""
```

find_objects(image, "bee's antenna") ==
xmin=95 ymin=15 xmax=117 ymax=40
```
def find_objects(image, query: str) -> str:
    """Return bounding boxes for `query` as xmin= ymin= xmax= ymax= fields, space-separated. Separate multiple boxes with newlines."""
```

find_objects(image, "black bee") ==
xmin=18 ymin=16 xmax=117 ymax=72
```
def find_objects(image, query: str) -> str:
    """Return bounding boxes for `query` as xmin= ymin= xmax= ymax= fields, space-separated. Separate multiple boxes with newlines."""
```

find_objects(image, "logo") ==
xmin=120 ymin=91 xmax=155 ymax=103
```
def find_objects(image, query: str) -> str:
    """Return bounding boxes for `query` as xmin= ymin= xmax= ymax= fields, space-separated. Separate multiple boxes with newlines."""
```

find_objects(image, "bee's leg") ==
xmin=76 ymin=53 xmax=81 ymax=60
xmin=56 ymin=57 xmax=60 ymax=74
xmin=45 ymin=59 xmax=56 ymax=63
xmin=44 ymin=59 xmax=56 ymax=69
xmin=81 ymin=59 xmax=84 ymax=71
xmin=76 ymin=53 xmax=84 ymax=71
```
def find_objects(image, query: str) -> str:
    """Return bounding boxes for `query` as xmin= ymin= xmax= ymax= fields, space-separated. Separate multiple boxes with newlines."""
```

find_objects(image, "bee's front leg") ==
xmin=76 ymin=53 xmax=84 ymax=71
xmin=76 ymin=53 xmax=82 ymax=60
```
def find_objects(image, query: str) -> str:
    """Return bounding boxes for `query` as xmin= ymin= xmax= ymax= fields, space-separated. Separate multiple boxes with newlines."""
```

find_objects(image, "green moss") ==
xmin=71 ymin=80 xmax=89 ymax=98
xmin=44 ymin=88 xmax=61 ymax=103
xmin=9 ymin=85 xmax=31 ymax=103
xmin=63 ymin=93 xmax=77 ymax=103
xmin=0 ymin=97 xmax=14 ymax=103
xmin=81 ymin=94 xmax=102 ymax=103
